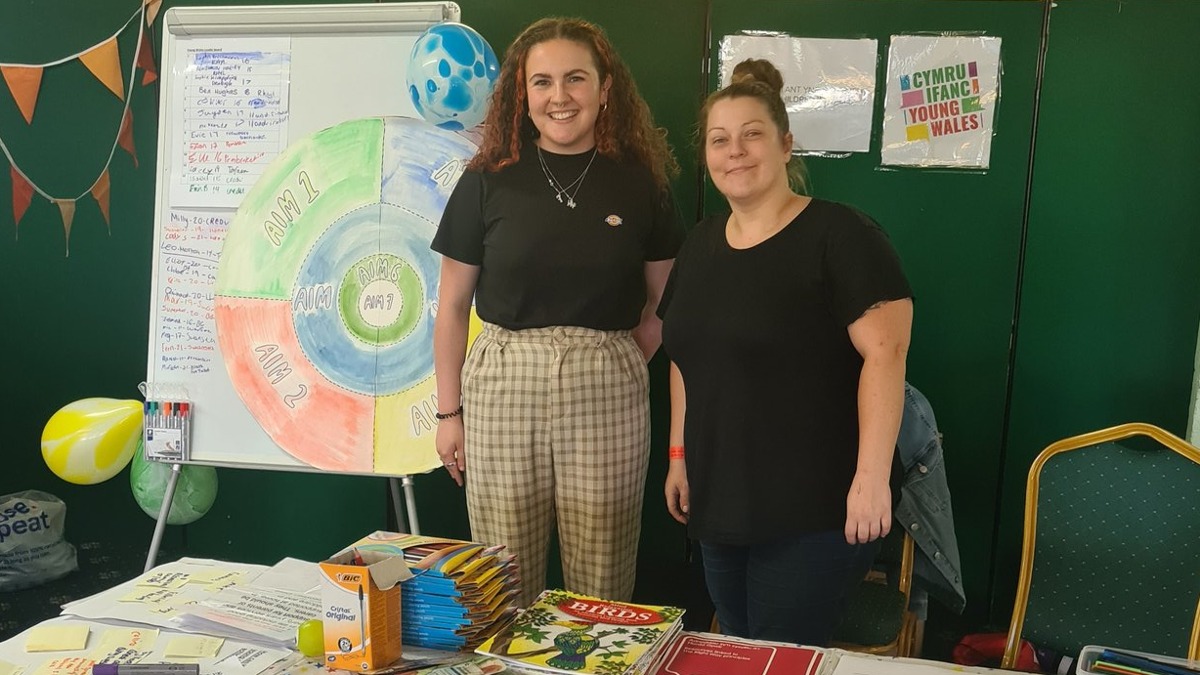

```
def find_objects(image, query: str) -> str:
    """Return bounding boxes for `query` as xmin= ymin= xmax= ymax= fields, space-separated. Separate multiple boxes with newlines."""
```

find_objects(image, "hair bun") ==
xmin=730 ymin=59 xmax=784 ymax=95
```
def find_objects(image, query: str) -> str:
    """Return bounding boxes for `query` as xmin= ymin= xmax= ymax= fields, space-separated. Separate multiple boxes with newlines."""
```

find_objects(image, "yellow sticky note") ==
xmin=165 ymin=636 xmax=225 ymax=658
xmin=96 ymin=628 xmax=159 ymax=651
xmin=25 ymin=625 xmax=90 ymax=652
xmin=120 ymin=587 xmax=179 ymax=605
xmin=137 ymin=571 xmax=190 ymax=589
xmin=0 ymin=658 xmax=25 ymax=675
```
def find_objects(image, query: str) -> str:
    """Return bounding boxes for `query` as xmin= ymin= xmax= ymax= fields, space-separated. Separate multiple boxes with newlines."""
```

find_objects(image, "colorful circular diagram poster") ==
xmin=214 ymin=116 xmax=476 ymax=475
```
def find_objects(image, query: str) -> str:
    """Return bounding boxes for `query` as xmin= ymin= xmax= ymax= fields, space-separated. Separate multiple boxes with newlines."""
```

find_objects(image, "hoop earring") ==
xmin=601 ymin=102 xmax=608 ymax=113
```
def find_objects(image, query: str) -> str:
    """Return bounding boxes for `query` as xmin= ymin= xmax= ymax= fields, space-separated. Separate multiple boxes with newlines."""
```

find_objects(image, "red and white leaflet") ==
xmin=653 ymin=632 xmax=825 ymax=675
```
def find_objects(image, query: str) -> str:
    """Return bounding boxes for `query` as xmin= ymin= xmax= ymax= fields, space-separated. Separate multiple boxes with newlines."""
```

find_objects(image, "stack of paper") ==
xmin=344 ymin=532 xmax=521 ymax=651
xmin=474 ymin=589 xmax=685 ymax=675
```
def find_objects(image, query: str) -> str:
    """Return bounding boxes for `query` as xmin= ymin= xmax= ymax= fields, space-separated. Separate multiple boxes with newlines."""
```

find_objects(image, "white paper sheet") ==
xmin=880 ymin=35 xmax=1002 ymax=168
xmin=718 ymin=35 xmax=879 ymax=153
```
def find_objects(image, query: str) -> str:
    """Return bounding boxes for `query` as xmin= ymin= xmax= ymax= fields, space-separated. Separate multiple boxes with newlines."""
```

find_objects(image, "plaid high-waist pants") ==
xmin=462 ymin=323 xmax=650 ymax=608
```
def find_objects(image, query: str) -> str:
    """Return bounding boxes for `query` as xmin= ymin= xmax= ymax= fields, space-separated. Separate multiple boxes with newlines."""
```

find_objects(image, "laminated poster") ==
xmin=881 ymin=35 xmax=1002 ymax=169
xmin=719 ymin=34 xmax=878 ymax=154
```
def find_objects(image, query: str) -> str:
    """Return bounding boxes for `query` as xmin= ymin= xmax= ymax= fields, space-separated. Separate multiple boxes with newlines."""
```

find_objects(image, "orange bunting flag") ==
xmin=145 ymin=0 xmax=163 ymax=27
xmin=55 ymin=199 xmax=77 ymax=256
xmin=137 ymin=31 xmax=158 ymax=85
xmin=91 ymin=170 xmax=112 ymax=230
xmin=79 ymin=38 xmax=125 ymax=100
xmin=11 ymin=165 xmax=34 ymax=232
xmin=118 ymin=108 xmax=138 ymax=168
xmin=1 ymin=66 xmax=44 ymax=124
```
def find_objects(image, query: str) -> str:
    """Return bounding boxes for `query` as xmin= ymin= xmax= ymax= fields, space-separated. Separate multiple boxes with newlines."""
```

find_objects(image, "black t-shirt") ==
xmin=432 ymin=148 xmax=683 ymax=330
xmin=658 ymin=199 xmax=912 ymax=545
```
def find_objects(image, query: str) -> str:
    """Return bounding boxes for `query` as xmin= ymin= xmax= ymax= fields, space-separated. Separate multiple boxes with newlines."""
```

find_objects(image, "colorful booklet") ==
xmin=651 ymin=632 xmax=825 ymax=675
xmin=475 ymin=589 xmax=685 ymax=675
xmin=345 ymin=531 xmax=522 ymax=650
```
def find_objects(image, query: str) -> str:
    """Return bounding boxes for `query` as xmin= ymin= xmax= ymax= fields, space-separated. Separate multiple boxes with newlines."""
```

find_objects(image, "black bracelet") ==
xmin=434 ymin=404 xmax=463 ymax=421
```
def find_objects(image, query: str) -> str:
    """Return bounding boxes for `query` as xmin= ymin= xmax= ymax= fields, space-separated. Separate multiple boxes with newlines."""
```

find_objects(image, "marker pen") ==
xmin=180 ymin=402 xmax=190 ymax=442
xmin=93 ymin=665 xmax=200 ymax=675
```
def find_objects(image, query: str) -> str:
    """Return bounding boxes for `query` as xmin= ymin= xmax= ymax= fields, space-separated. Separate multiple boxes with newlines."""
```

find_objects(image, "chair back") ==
xmin=1003 ymin=423 xmax=1200 ymax=668
xmin=832 ymin=527 xmax=917 ymax=656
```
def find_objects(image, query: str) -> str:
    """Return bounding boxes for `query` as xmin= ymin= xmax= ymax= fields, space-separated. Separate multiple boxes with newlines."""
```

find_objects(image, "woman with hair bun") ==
xmin=431 ymin=17 xmax=682 ymax=609
xmin=658 ymin=58 xmax=913 ymax=645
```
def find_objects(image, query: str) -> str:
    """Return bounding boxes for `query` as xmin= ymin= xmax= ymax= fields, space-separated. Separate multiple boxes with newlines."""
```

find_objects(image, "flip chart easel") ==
xmin=142 ymin=3 xmax=462 ymax=571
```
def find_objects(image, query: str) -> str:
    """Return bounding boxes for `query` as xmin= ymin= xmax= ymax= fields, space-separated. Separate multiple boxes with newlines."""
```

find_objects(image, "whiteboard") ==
xmin=145 ymin=2 xmax=466 ymax=477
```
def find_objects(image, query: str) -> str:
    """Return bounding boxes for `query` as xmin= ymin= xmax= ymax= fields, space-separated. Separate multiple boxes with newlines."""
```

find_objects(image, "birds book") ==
xmin=474 ymin=589 xmax=684 ymax=675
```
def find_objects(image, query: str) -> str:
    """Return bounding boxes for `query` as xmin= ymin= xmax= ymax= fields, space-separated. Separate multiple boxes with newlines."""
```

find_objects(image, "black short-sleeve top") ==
xmin=658 ymin=199 xmax=912 ymax=544
xmin=432 ymin=148 xmax=683 ymax=331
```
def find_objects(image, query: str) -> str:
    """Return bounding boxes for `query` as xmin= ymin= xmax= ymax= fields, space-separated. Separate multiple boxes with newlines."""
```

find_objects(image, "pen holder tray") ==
xmin=1078 ymin=645 xmax=1200 ymax=675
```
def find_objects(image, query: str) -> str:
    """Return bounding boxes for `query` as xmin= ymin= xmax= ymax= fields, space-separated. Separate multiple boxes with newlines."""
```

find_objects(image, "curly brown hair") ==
xmin=467 ymin=17 xmax=678 ymax=193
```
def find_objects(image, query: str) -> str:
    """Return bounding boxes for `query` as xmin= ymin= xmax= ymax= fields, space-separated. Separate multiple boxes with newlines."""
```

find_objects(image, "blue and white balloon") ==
xmin=407 ymin=22 xmax=499 ymax=131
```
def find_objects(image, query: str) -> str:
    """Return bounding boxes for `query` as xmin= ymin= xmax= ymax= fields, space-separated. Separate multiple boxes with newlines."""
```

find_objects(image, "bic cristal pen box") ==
xmin=319 ymin=548 xmax=412 ymax=672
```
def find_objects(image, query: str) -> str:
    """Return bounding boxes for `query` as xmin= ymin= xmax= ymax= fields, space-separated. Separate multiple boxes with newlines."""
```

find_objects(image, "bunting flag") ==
xmin=137 ymin=31 xmax=158 ymax=85
xmin=91 ymin=170 xmax=112 ymax=229
xmin=11 ymin=166 xmax=34 ymax=232
xmin=146 ymin=0 xmax=163 ymax=27
xmin=1 ymin=66 xmax=44 ymax=124
xmin=1 ymin=2 xmax=146 ymax=251
xmin=55 ymin=199 xmax=77 ymax=255
xmin=118 ymin=108 xmax=138 ymax=168
xmin=78 ymin=38 xmax=125 ymax=100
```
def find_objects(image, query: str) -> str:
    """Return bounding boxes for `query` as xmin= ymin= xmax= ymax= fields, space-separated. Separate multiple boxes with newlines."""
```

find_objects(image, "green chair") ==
xmin=1002 ymin=423 xmax=1200 ymax=669
xmin=831 ymin=528 xmax=918 ymax=656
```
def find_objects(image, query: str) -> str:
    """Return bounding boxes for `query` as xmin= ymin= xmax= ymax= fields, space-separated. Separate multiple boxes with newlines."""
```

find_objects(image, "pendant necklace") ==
xmin=537 ymin=146 xmax=598 ymax=209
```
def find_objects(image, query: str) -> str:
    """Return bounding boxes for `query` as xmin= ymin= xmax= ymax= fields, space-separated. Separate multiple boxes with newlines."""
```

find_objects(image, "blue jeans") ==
xmin=701 ymin=530 xmax=881 ymax=646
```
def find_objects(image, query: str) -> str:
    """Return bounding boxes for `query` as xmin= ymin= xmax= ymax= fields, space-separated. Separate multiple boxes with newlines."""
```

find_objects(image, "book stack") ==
xmin=344 ymin=531 xmax=522 ymax=651
xmin=474 ymin=589 xmax=685 ymax=675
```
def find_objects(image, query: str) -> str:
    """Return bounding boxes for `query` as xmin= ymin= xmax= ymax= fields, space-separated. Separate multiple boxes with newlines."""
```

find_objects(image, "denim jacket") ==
xmin=895 ymin=382 xmax=966 ymax=616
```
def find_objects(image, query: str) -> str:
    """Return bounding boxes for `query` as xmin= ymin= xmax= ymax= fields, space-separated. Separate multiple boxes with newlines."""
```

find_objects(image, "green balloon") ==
xmin=130 ymin=449 xmax=218 ymax=525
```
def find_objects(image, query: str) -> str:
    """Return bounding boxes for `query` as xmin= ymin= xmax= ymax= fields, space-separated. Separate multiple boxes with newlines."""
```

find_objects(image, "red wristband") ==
xmin=668 ymin=445 xmax=685 ymax=460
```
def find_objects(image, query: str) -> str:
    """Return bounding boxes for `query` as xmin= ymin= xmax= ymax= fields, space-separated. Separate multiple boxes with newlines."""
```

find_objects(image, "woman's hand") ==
xmin=435 ymin=417 xmax=466 ymax=487
xmin=845 ymin=472 xmax=891 ymax=544
xmin=665 ymin=460 xmax=690 ymax=524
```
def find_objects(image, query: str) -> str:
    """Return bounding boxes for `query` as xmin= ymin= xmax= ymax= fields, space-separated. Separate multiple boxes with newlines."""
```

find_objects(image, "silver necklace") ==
xmin=537 ymin=146 xmax=598 ymax=209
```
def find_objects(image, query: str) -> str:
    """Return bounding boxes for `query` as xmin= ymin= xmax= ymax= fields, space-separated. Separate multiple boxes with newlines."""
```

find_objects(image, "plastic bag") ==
xmin=0 ymin=490 xmax=78 ymax=591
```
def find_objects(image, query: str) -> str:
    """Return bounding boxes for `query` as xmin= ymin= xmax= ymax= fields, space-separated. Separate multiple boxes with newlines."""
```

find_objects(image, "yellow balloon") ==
xmin=41 ymin=398 xmax=143 ymax=485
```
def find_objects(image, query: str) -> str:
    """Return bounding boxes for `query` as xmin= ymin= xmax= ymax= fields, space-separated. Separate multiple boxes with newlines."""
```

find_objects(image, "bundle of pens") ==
xmin=343 ymin=531 xmax=521 ymax=651
xmin=1091 ymin=649 xmax=1200 ymax=675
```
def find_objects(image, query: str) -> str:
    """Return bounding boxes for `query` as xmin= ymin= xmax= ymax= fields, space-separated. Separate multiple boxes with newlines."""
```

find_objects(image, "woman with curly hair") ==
xmin=431 ymin=17 xmax=682 ymax=607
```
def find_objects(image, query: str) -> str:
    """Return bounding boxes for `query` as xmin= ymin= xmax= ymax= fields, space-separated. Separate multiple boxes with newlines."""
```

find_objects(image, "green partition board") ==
xmin=709 ymin=0 xmax=1045 ymax=622
xmin=994 ymin=0 xmax=1200 ymax=622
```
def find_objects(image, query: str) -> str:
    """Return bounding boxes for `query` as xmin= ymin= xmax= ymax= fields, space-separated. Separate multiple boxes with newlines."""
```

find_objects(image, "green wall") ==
xmin=1 ymin=1 xmax=176 ymax=557
xmin=995 ymin=0 xmax=1200 ymax=620
xmin=3 ymin=0 xmax=1198 ymax=638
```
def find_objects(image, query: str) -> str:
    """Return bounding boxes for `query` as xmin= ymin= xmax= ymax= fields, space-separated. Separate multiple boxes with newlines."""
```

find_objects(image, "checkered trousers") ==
xmin=461 ymin=323 xmax=650 ymax=609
